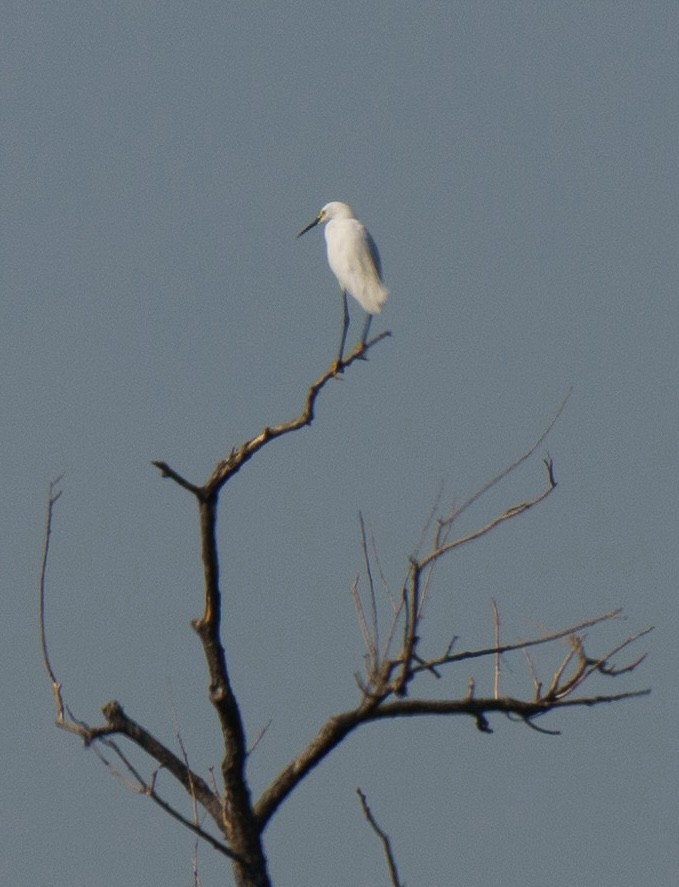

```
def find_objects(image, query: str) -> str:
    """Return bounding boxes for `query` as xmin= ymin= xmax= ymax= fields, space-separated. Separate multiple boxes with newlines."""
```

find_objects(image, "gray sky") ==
xmin=3 ymin=3 xmax=677 ymax=885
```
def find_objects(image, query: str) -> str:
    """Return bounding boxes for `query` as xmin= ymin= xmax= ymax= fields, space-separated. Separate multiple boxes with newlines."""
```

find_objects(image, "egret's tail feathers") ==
xmin=364 ymin=282 xmax=389 ymax=315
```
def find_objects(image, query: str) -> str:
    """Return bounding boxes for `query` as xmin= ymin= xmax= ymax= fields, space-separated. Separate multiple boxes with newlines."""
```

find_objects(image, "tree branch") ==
xmin=436 ymin=388 xmax=570 ymax=534
xmin=408 ymin=609 xmax=627 ymax=674
xmin=38 ymin=476 xmax=66 ymax=721
xmin=417 ymin=392 xmax=570 ymax=614
xmin=41 ymin=359 xmax=652 ymax=887
xmin=357 ymin=788 xmax=404 ymax=887
xmin=153 ymin=334 xmax=390 ymax=498
xmin=150 ymin=343 xmax=389 ymax=884
xmin=417 ymin=455 xmax=557 ymax=572
xmin=100 ymin=701 xmax=226 ymax=827
xmin=39 ymin=496 xmax=233 ymax=856
xmin=255 ymin=608 xmax=650 ymax=828
xmin=92 ymin=735 xmax=237 ymax=860
xmin=253 ymin=393 xmax=649 ymax=833
xmin=183 ymin=491 xmax=268 ymax=881
xmin=368 ymin=689 xmax=650 ymax=723
xmin=254 ymin=703 xmax=378 ymax=829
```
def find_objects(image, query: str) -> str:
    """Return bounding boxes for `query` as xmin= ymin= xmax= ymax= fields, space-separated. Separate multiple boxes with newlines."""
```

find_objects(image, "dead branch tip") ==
xmin=356 ymin=788 xmax=404 ymax=887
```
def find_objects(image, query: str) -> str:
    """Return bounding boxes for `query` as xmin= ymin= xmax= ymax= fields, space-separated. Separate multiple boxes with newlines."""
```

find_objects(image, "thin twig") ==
xmin=38 ymin=476 xmax=65 ymax=718
xmin=413 ymin=480 xmax=445 ymax=562
xmin=394 ymin=561 xmax=420 ymax=696
xmin=413 ymin=482 xmax=445 ymax=614
xmin=94 ymin=738 xmax=238 ymax=860
xmin=168 ymin=684 xmax=201 ymax=820
xmin=168 ymin=684 xmax=205 ymax=876
xmin=352 ymin=577 xmax=376 ymax=684
xmin=438 ymin=388 xmax=571 ymax=533
xmin=417 ymin=457 xmax=557 ymax=572
xmin=248 ymin=720 xmax=273 ymax=756
xmin=381 ymin=591 xmax=407 ymax=669
xmin=409 ymin=609 xmax=628 ymax=676
xmin=594 ymin=626 xmax=654 ymax=675
xmin=359 ymin=512 xmax=379 ymax=670
xmin=415 ymin=395 xmax=569 ymax=615
xmin=492 ymin=600 xmax=501 ymax=700
xmin=356 ymin=789 xmax=404 ymax=887
xmin=544 ymin=643 xmax=579 ymax=700
xmin=370 ymin=524 xmax=397 ymax=613
xmin=523 ymin=648 xmax=542 ymax=701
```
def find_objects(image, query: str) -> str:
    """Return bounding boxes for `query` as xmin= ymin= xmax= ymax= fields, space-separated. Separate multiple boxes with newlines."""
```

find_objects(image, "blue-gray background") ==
xmin=3 ymin=3 xmax=676 ymax=885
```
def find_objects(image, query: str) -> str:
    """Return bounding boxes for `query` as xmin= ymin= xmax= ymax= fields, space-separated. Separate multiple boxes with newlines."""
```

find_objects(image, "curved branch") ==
xmin=417 ymin=455 xmax=557 ymax=572
xmin=101 ymin=701 xmax=226 ymax=828
xmin=254 ymin=697 xmax=384 ymax=829
xmin=153 ymin=333 xmax=391 ymax=498
xmin=414 ymin=394 xmax=570 ymax=615
xmin=38 ymin=477 xmax=66 ymax=719
xmin=436 ymin=388 xmax=571 ymax=533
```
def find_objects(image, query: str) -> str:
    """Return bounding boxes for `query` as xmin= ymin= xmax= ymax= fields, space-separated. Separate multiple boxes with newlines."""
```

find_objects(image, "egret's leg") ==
xmin=336 ymin=289 xmax=350 ymax=368
xmin=360 ymin=312 xmax=372 ymax=347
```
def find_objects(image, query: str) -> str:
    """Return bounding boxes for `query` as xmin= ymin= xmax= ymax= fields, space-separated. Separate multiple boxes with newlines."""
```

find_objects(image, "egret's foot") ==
xmin=356 ymin=341 xmax=369 ymax=361
xmin=332 ymin=358 xmax=345 ymax=376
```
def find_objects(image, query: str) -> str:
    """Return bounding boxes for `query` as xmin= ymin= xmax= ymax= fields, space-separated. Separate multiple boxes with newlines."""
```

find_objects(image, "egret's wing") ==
xmin=364 ymin=228 xmax=383 ymax=280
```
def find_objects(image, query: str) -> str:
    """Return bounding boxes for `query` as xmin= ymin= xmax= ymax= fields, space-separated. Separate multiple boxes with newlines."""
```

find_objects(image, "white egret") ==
xmin=297 ymin=201 xmax=389 ymax=368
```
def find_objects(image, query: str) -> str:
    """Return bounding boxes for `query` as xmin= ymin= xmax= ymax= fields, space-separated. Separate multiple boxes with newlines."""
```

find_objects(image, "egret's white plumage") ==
xmin=298 ymin=201 xmax=388 ymax=366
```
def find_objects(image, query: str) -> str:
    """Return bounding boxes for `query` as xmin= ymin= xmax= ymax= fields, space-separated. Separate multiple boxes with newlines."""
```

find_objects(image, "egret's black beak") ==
xmin=297 ymin=215 xmax=321 ymax=238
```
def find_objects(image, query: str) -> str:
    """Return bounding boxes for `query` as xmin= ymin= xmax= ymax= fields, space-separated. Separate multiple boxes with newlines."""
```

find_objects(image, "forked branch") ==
xmin=255 ymin=402 xmax=650 ymax=830
xmin=41 ymin=347 xmax=392 ymax=886
xmin=38 ymin=481 xmax=237 ymax=858
xmin=40 ymin=370 xmax=651 ymax=887
xmin=253 ymin=608 xmax=650 ymax=829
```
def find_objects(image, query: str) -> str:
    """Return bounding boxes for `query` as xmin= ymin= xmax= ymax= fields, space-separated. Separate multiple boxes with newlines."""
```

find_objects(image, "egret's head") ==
xmin=297 ymin=201 xmax=355 ymax=237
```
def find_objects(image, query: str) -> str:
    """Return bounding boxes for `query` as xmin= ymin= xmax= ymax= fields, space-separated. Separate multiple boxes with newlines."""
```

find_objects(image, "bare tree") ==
xmin=40 ymin=337 xmax=650 ymax=887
